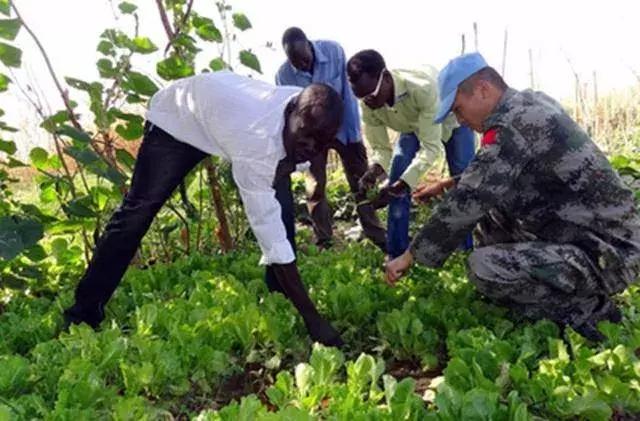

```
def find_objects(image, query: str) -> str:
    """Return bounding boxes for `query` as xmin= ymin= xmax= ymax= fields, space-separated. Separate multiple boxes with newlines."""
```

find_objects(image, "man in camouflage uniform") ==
xmin=386 ymin=53 xmax=640 ymax=341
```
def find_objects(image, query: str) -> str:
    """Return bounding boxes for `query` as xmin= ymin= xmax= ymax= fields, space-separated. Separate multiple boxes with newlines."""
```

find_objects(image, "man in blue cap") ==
xmin=386 ymin=53 xmax=640 ymax=342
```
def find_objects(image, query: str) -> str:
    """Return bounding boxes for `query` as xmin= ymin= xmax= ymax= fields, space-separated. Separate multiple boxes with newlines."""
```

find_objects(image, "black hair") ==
xmin=282 ymin=27 xmax=307 ymax=47
xmin=346 ymin=49 xmax=386 ymax=82
xmin=296 ymin=84 xmax=343 ymax=144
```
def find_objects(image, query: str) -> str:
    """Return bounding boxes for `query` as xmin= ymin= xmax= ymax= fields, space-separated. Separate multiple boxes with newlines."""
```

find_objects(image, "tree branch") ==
xmin=10 ymin=1 xmax=82 ymax=131
xmin=155 ymin=0 xmax=174 ymax=41
xmin=162 ymin=0 xmax=195 ymax=55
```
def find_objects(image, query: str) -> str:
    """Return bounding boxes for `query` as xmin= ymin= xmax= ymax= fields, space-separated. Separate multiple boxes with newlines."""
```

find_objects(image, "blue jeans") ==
xmin=387 ymin=133 xmax=421 ymax=258
xmin=444 ymin=125 xmax=476 ymax=250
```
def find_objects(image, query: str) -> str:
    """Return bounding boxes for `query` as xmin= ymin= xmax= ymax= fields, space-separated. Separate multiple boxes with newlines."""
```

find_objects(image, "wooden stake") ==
xmin=593 ymin=70 xmax=599 ymax=139
xmin=473 ymin=22 xmax=478 ymax=51
xmin=501 ymin=28 xmax=508 ymax=77
xmin=528 ymin=48 xmax=535 ymax=89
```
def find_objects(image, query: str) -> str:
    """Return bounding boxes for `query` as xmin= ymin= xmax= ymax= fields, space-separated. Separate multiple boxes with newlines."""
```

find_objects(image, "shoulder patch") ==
xmin=481 ymin=128 xmax=499 ymax=147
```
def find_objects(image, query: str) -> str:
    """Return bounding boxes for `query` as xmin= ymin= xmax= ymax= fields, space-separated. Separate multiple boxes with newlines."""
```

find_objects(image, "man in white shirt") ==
xmin=63 ymin=71 xmax=344 ymax=347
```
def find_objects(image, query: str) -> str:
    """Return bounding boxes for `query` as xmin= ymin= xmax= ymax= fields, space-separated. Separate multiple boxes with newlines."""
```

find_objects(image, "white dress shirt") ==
xmin=146 ymin=71 xmax=302 ymax=265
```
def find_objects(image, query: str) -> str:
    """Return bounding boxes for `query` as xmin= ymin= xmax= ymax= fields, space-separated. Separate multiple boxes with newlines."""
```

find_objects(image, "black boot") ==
xmin=568 ymin=295 xmax=622 ymax=343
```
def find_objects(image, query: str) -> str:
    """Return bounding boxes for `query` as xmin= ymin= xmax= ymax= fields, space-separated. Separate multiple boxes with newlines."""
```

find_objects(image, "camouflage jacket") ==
xmin=411 ymin=88 xmax=640 ymax=273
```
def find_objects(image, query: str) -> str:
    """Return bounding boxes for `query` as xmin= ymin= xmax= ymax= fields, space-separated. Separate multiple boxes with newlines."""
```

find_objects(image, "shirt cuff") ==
xmin=400 ymin=168 xmax=421 ymax=190
xmin=409 ymin=236 xmax=445 ymax=268
xmin=259 ymin=239 xmax=296 ymax=265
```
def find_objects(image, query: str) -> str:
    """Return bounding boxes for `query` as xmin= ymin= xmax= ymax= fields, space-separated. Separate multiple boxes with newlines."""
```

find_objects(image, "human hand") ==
xmin=358 ymin=163 xmax=386 ymax=193
xmin=384 ymin=249 xmax=414 ymax=286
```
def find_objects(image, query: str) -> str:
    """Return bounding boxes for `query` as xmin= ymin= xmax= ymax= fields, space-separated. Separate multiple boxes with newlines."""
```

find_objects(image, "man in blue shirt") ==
xmin=276 ymin=27 xmax=386 ymax=251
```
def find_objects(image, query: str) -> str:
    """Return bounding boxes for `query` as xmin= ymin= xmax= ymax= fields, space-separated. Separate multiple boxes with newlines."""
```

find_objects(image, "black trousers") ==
xmin=305 ymin=140 xmax=386 ymax=250
xmin=65 ymin=122 xmax=294 ymax=326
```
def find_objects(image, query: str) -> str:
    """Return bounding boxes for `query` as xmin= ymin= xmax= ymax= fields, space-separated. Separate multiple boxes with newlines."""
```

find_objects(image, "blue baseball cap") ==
xmin=434 ymin=52 xmax=489 ymax=124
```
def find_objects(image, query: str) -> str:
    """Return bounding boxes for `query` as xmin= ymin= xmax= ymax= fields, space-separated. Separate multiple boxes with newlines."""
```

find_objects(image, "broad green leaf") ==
xmin=118 ymin=1 xmax=137 ymax=14
xmin=131 ymin=36 xmax=157 ymax=54
xmin=97 ymin=40 xmax=115 ymax=56
xmin=29 ymin=147 xmax=48 ymax=169
xmin=24 ymin=244 xmax=47 ymax=262
xmin=0 ymin=0 xmax=9 ymax=17
xmin=115 ymin=120 xmax=143 ymax=140
xmin=41 ymin=110 xmax=72 ymax=133
xmin=0 ymin=216 xmax=23 ymax=260
xmin=6 ymin=156 xmax=25 ymax=167
xmin=239 ymin=50 xmax=261 ymax=73
xmin=64 ymin=145 xmax=100 ymax=165
xmin=192 ymin=15 xmax=222 ymax=42
xmin=0 ymin=41 xmax=21 ymax=67
xmin=101 ymin=28 xmax=133 ymax=49
xmin=209 ymin=57 xmax=226 ymax=71
xmin=123 ymin=71 xmax=158 ymax=96
xmin=460 ymin=388 xmax=500 ymax=421
xmin=65 ymin=77 xmax=92 ymax=91
xmin=170 ymin=33 xmax=200 ymax=54
xmin=17 ymin=218 xmax=44 ymax=248
xmin=309 ymin=343 xmax=344 ymax=385
xmin=266 ymin=371 xmax=295 ymax=409
xmin=97 ymin=165 xmax=127 ymax=186
xmin=564 ymin=391 xmax=612 ymax=420
xmin=97 ymin=58 xmax=118 ymax=78
xmin=156 ymin=56 xmax=194 ymax=81
xmin=63 ymin=196 xmax=96 ymax=218
xmin=112 ymin=110 xmax=144 ymax=140
xmin=232 ymin=13 xmax=252 ymax=31
xmin=0 ymin=72 xmax=10 ymax=91
xmin=39 ymin=183 xmax=57 ymax=203
xmin=0 ymin=138 xmax=15 ymax=154
xmin=0 ymin=18 xmax=20 ymax=40
xmin=57 ymin=125 xmax=92 ymax=143
xmin=294 ymin=363 xmax=314 ymax=397
xmin=115 ymin=148 xmax=136 ymax=169
xmin=0 ymin=121 xmax=17 ymax=132
xmin=0 ymin=216 xmax=44 ymax=260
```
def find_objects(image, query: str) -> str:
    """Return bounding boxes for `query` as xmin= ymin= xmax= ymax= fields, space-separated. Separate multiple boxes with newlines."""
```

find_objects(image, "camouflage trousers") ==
xmin=466 ymin=210 xmax=635 ymax=328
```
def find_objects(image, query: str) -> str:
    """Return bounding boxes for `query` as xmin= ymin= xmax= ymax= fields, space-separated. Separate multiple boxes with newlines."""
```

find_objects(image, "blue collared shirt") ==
xmin=275 ymin=40 xmax=361 ymax=145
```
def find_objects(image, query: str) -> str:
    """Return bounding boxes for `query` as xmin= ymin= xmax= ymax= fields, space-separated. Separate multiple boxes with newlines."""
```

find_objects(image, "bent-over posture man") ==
xmin=347 ymin=49 xmax=476 ymax=259
xmin=64 ymin=71 xmax=344 ymax=346
xmin=386 ymin=53 xmax=640 ymax=341
xmin=276 ymin=27 xmax=386 ymax=250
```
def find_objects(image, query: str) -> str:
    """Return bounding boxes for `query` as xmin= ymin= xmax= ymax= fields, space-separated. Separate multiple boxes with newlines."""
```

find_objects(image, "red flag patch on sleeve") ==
xmin=481 ymin=127 xmax=499 ymax=147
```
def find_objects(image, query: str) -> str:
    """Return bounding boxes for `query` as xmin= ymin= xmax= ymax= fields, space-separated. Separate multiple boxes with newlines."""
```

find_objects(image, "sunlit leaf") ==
xmin=156 ymin=56 xmax=194 ymax=81
xmin=209 ymin=58 xmax=226 ymax=71
xmin=192 ymin=15 xmax=222 ymax=42
xmin=239 ymin=50 xmax=261 ymax=73
xmin=0 ymin=1 xmax=9 ymax=17
xmin=232 ymin=13 xmax=251 ymax=31
xmin=131 ymin=36 xmax=157 ymax=54
xmin=0 ymin=41 xmax=21 ymax=67
xmin=29 ymin=147 xmax=48 ymax=169
xmin=0 ymin=138 xmax=15 ymax=154
xmin=123 ymin=71 xmax=159 ymax=96
xmin=0 ymin=19 xmax=20 ymax=40
xmin=118 ymin=1 xmax=137 ymax=14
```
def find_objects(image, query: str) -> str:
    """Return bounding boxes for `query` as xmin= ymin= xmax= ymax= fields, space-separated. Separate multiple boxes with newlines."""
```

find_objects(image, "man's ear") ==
xmin=478 ymin=80 xmax=492 ymax=100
